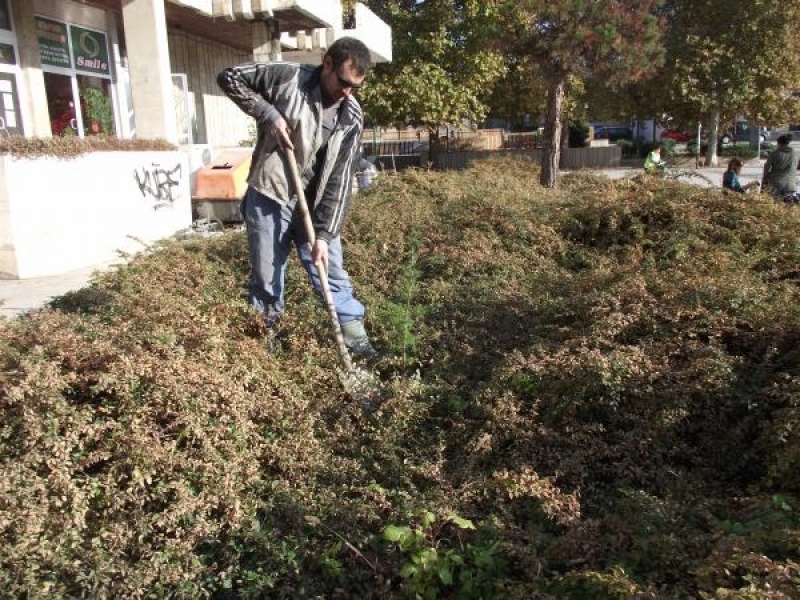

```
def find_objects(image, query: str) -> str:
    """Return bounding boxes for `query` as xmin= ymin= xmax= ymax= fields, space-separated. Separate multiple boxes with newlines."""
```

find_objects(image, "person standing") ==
xmin=762 ymin=134 xmax=799 ymax=200
xmin=217 ymin=37 xmax=378 ymax=358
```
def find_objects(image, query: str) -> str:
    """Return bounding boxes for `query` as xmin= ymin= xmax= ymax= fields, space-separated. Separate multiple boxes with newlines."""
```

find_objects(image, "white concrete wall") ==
xmin=168 ymin=30 xmax=252 ymax=147
xmin=123 ymin=0 xmax=178 ymax=143
xmin=0 ymin=151 xmax=191 ymax=279
xmin=275 ymin=0 xmax=341 ymax=28
xmin=281 ymin=4 xmax=392 ymax=65
xmin=171 ymin=0 xmax=213 ymax=13
xmin=33 ymin=0 xmax=107 ymax=30
xmin=349 ymin=3 xmax=392 ymax=63
xmin=207 ymin=0 xmax=342 ymax=26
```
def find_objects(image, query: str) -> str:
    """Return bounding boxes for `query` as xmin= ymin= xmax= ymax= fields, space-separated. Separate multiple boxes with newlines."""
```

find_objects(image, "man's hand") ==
xmin=270 ymin=116 xmax=294 ymax=150
xmin=311 ymin=238 xmax=329 ymax=273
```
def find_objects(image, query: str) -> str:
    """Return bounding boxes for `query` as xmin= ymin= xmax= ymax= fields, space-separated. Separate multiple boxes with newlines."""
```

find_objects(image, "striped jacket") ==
xmin=217 ymin=62 xmax=362 ymax=242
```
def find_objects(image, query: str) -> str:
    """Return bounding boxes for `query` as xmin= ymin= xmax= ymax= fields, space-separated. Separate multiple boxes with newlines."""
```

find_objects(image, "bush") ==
xmin=616 ymin=138 xmax=675 ymax=158
xmin=2 ymin=157 xmax=799 ymax=598
xmin=568 ymin=121 xmax=591 ymax=147
xmin=720 ymin=145 xmax=759 ymax=159
xmin=0 ymin=135 xmax=177 ymax=158
xmin=687 ymin=140 xmax=764 ymax=160
xmin=642 ymin=138 xmax=676 ymax=157
xmin=616 ymin=138 xmax=638 ymax=157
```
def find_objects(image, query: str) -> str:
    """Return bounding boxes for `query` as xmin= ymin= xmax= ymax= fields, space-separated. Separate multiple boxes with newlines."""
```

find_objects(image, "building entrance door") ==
xmin=43 ymin=71 xmax=77 ymax=135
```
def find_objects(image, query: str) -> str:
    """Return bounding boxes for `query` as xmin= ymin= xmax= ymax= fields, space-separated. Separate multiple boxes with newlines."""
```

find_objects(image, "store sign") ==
xmin=70 ymin=25 xmax=110 ymax=76
xmin=36 ymin=17 xmax=70 ymax=68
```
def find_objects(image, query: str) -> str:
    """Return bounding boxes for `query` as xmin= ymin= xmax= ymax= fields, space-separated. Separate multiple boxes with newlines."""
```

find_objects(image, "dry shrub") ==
xmin=0 ymin=135 xmax=177 ymax=158
xmin=1 ymin=157 xmax=799 ymax=598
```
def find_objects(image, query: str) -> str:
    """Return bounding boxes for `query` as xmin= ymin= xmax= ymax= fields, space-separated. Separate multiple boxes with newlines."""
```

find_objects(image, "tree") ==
xmin=499 ymin=0 xmax=665 ymax=187
xmin=657 ymin=0 xmax=800 ymax=166
xmin=484 ymin=55 xmax=548 ymax=130
xmin=358 ymin=1 xmax=505 ymax=136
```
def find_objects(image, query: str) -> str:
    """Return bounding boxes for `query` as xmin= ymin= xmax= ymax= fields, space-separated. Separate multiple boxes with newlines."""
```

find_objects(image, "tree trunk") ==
xmin=540 ymin=77 xmax=565 ymax=188
xmin=705 ymin=108 xmax=720 ymax=167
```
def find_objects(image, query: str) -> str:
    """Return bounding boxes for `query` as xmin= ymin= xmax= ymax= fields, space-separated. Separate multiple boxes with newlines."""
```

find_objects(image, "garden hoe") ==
xmin=283 ymin=147 xmax=383 ymax=408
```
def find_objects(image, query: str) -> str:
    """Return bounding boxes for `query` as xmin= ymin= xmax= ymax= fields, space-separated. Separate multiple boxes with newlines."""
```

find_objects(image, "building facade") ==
xmin=0 ymin=0 xmax=391 ymax=148
xmin=0 ymin=0 xmax=391 ymax=279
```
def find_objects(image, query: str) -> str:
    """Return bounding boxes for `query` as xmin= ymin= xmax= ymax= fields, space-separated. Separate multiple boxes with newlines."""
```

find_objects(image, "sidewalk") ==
xmin=0 ymin=261 xmax=120 ymax=320
xmin=597 ymin=158 xmax=766 ymax=188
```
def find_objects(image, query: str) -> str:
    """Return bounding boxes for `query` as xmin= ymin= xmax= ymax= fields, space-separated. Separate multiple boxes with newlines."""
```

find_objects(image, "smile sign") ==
xmin=70 ymin=25 xmax=109 ymax=76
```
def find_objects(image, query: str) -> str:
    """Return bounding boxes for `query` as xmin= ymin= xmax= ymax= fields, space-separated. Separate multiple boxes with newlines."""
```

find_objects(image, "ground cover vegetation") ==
xmin=2 ymin=157 xmax=799 ymax=598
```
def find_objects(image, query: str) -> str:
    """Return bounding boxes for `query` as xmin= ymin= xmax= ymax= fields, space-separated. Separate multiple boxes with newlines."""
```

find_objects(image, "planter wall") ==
xmin=0 ymin=151 xmax=191 ymax=279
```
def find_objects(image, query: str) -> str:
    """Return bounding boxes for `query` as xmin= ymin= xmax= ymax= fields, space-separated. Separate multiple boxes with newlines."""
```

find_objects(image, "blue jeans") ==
xmin=241 ymin=186 xmax=365 ymax=326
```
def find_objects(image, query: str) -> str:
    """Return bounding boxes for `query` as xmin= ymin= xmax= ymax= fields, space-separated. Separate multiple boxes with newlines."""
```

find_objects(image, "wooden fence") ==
xmin=431 ymin=146 xmax=622 ymax=171
xmin=363 ymin=128 xmax=427 ymax=142
xmin=362 ymin=129 xmax=622 ymax=172
xmin=362 ymin=139 xmax=419 ymax=157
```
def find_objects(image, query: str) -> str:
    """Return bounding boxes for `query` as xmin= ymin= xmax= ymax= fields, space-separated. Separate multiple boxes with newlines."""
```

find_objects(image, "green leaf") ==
xmin=438 ymin=563 xmax=453 ymax=585
xmin=421 ymin=510 xmax=436 ymax=528
xmin=400 ymin=563 xmax=418 ymax=579
xmin=419 ymin=547 xmax=438 ymax=566
xmin=446 ymin=514 xmax=476 ymax=530
xmin=383 ymin=524 xmax=412 ymax=543
xmin=773 ymin=494 xmax=793 ymax=512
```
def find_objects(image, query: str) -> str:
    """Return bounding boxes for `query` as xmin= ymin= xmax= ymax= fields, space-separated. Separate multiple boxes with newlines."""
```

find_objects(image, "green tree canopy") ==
xmin=358 ymin=0 xmax=505 ymax=133
xmin=484 ymin=55 xmax=548 ymax=130
xmin=499 ymin=0 xmax=665 ymax=187
xmin=630 ymin=0 xmax=800 ymax=164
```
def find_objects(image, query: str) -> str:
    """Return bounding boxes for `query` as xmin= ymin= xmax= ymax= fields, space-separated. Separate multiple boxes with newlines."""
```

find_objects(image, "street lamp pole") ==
xmin=695 ymin=121 xmax=702 ymax=169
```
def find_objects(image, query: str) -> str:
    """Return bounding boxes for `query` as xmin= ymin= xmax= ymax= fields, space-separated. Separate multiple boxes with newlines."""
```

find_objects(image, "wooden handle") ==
xmin=284 ymin=149 xmax=354 ymax=371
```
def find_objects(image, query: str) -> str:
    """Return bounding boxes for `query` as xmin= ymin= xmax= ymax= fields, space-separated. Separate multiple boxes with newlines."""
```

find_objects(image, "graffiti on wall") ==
xmin=133 ymin=163 xmax=183 ymax=210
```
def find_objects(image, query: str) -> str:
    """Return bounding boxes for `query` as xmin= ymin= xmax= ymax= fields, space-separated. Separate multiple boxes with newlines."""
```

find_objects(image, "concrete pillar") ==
xmin=252 ymin=19 xmax=281 ymax=62
xmin=105 ymin=9 xmax=131 ymax=139
xmin=121 ymin=0 xmax=177 ymax=143
xmin=10 ymin=0 xmax=51 ymax=137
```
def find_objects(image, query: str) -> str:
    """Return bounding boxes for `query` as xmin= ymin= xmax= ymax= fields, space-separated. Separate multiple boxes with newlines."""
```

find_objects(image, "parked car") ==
xmin=593 ymin=125 xmax=634 ymax=142
xmin=768 ymin=127 xmax=800 ymax=143
xmin=720 ymin=121 xmax=768 ymax=145
xmin=660 ymin=129 xmax=693 ymax=142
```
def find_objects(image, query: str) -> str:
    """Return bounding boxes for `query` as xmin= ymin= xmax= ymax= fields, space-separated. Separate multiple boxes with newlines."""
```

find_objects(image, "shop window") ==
xmin=0 ymin=42 xmax=14 ymax=65
xmin=44 ymin=72 xmax=77 ymax=136
xmin=0 ymin=72 xmax=20 ymax=134
xmin=78 ymin=75 xmax=114 ymax=136
xmin=37 ymin=16 xmax=117 ymax=138
xmin=0 ymin=0 xmax=11 ymax=32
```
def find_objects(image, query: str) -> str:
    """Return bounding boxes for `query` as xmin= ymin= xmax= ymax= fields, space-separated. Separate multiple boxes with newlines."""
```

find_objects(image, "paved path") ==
xmin=594 ymin=158 xmax=766 ymax=189
xmin=0 ymin=261 xmax=121 ymax=320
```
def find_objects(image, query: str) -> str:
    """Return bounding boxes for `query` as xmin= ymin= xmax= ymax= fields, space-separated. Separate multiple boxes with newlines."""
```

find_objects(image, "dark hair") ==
xmin=777 ymin=134 xmax=792 ymax=146
xmin=727 ymin=157 xmax=743 ymax=171
xmin=325 ymin=37 xmax=372 ymax=75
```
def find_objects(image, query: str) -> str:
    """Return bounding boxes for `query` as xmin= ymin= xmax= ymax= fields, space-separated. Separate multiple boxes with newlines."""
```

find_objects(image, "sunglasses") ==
xmin=333 ymin=64 xmax=364 ymax=90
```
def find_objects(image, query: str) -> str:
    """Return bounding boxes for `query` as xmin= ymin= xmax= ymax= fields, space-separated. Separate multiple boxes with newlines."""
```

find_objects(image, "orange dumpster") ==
xmin=192 ymin=149 xmax=252 ymax=222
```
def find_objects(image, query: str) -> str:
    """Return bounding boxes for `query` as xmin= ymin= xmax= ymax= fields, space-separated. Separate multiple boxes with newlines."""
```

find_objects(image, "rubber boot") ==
xmin=341 ymin=319 xmax=378 ymax=360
